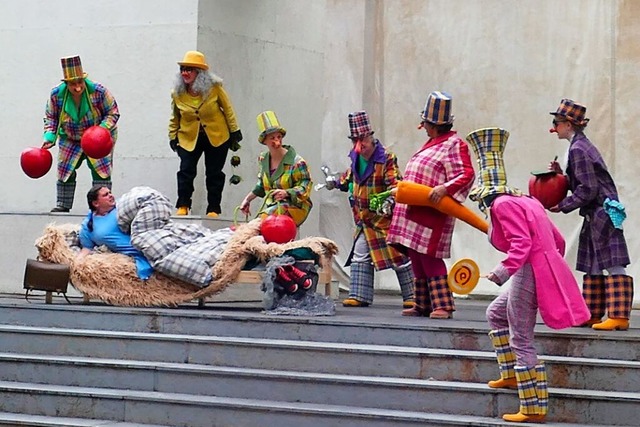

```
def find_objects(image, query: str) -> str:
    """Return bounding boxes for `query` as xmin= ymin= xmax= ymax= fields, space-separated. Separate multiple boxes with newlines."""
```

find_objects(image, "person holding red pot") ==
xmin=548 ymin=99 xmax=633 ymax=331
xmin=239 ymin=111 xmax=312 ymax=227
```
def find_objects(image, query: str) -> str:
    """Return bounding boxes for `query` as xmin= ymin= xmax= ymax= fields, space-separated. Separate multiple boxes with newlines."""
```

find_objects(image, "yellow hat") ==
xmin=256 ymin=111 xmax=287 ymax=143
xmin=465 ymin=127 xmax=521 ymax=208
xmin=60 ymin=55 xmax=87 ymax=81
xmin=177 ymin=51 xmax=209 ymax=70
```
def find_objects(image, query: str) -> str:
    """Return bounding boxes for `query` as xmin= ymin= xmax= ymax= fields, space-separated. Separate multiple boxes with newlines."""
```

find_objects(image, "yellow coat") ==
xmin=168 ymin=84 xmax=239 ymax=151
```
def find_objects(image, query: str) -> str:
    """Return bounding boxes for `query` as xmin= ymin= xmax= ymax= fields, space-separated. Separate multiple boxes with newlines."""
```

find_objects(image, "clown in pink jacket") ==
xmin=465 ymin=127 xmax=589 ymax=424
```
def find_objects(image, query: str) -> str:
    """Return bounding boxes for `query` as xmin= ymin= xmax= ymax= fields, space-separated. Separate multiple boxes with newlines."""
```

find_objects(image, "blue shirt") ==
xmin=79 ymin=208 xmax=153 ymax=280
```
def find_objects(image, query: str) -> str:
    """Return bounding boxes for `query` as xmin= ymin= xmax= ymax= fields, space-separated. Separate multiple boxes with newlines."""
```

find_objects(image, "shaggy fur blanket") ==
xmin=35 ymin=219 xmax=338 ymax=307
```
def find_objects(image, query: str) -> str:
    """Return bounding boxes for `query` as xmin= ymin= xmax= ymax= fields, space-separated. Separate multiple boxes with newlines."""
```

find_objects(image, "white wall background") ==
xmin=0 ymin=0 xmax=638 ymax=305
xmin=320 ymin=0 xmax=639 ymax=303
xmin=1 ymin=0 xmax=199 ymax=212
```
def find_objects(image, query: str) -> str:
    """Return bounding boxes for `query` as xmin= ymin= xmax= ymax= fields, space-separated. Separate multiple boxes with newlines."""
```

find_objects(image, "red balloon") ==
xmin=20 ymin=147 xmax=53 ymax=179
xmin=81 ymin=126 xmax=113 ymax=159
xmin=261 ymin=214 xmax=297 ymax=244
xmin=528 ymin=172 xmax=569 ymax=209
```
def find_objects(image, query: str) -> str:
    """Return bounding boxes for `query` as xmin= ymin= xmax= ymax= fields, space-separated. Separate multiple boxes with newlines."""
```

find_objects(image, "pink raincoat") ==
xmin=489 ymin=195 xmax=590 ymax=329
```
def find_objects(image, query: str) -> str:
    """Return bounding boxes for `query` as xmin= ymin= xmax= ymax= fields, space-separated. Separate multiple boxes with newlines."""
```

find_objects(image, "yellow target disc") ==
xmin=448 ymin=258 xmax=480 ymax=295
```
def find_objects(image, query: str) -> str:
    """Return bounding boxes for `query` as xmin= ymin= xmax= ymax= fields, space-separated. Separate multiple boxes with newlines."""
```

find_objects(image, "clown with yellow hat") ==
xmin=169 ymin=50 xmax=243 ymax=217
xmin=239 ymin=111 xmax=312 ymax=227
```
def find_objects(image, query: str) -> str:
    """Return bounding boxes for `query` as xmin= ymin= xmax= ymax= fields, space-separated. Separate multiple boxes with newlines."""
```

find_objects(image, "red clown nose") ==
xmin=549 ymin=128 xmax=558 ymax=134
xmin=354 ymin=141 xmax=362 ymax=154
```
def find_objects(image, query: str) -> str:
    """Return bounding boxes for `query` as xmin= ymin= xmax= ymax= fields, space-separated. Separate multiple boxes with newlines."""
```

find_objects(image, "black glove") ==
xmin=169 ymin=138 xmax=179 ymax=152
xmin=229 ymin=130 xmax=243 ymax=152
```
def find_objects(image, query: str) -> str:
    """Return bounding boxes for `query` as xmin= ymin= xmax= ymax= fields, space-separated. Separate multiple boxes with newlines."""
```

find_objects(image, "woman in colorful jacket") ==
xmin=239 ymin=111 xmax=312 ymax=226
xmin=327 ymin=110 xmax=414 ymax=309
xmin=169 ymin=51 xmax=243 ymax=217
xmin=387 ymin=91 xmax=475 ymax=319
xmin=42 ymin=55 xmax=119 ymax=213
xmin=548 ymin=99 xmax=633 ymax=331
xmin=465 ymin=127 xmax=589 ymax=423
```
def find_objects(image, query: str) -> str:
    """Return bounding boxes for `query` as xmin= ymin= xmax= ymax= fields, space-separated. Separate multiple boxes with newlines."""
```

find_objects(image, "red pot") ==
xmin=261 ymin=213 xmax=297 ymax=244
xmin=20 ymin=147 xmax=53 ymax=179
xmin=528 ymin=172 xmax=569 ymax=209
xmin=81 ymin=126 xmax=113 ymax=159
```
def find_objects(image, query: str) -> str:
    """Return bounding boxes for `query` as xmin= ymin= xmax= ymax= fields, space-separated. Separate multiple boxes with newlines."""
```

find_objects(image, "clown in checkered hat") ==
xmin=548 ymin=99 xmax=633 ymax=332
xmin=465 ymin=127 xmax=521 ymax=212
xmin=387 ymin=90 xmax=476 ymax=320
xmin=466 ymin=126 xmax=590 ymax=423
xmin=322 ymin=110 xmax=415 ymax=310
xmin=40 ymin=55 xmax=120 ymax=213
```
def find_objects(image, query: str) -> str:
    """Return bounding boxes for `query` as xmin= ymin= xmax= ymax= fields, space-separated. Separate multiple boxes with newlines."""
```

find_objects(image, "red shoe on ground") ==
xmin=275 ymin=267 xmax=299 ymax=294
xmin=282 ymin=265 xmax=312 ymax=290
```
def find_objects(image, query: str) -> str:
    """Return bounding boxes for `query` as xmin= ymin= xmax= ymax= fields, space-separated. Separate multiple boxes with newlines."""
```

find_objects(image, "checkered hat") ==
xmin=348 ymin=111 xmax=374 ymax=139
xmin=421 ymin=91 xmax=454 ymax=125
xmin=60 ymin=55 xmax=87 ymax=81
xmin=549 ymin=99 xmax=590 ymax=126
xmin=465 ymin=127 xmax=521 ymax=205
xmin=256 ymin=111 xmax=287 ymax=144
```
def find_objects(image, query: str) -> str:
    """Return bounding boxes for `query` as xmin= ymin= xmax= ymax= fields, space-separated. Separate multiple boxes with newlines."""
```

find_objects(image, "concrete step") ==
xmin=0 ymin=352 xmax=639 ymax=424
xmin=1 ymin=325 xmax=638 ymax=393
xmin=0 ymin=411 xmax=168 ymax=426
xmin=0 ymin=381 xmax=621 ymax=427
xmin=2 ymin=301 xmax=639 ymax=361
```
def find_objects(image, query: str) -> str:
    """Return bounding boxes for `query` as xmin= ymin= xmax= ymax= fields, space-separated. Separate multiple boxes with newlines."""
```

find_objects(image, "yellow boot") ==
xmin=176 ymin=206 xmax=189 ymax=216
xmin=488 ymin=329 xmax=517 ymax=388
xmin=502 ymin=413 xmax=546 ymax=423
xmin=488 ymin=376 xmax=517 ymax=389
xmin=502 ymin=365 xmax=546 ymax=423
xmin=594 ymin=275 xmax=634 ymax=331
xmin=342 ymin=298 xmax=369 ymax=307
xmin=580 ymin=317 xmax=602 ymax=327
xmin=592 ymin=318 xmax=629 ymax=331
xmin=402 ymin=299 xmax=415 ymax=309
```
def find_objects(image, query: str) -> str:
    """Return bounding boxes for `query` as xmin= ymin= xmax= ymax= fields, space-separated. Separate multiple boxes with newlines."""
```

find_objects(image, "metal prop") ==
xmin=314 ymin=165 xmax=339 ymax=191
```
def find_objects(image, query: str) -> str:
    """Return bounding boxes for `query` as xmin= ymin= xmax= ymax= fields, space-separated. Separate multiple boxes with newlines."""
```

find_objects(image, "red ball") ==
xmin=20 ymin=147 xmax=53 ymax=179
xmin=81 ymin=126 xmax=113 ymax=159
xmin=528 ymin=172 xmax=569 ymax=209
xmin=261 ymin=214 xmax=297 ymax=244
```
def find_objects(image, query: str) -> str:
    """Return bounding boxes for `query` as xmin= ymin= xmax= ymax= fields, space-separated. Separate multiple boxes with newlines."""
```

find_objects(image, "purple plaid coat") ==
xmin=558 ymin=132 xmax=630 ymax=272
xmin=43 ymin=79 xmax=119 ymax=181
xmin=338 ymin=142 xmax=408 ymax=271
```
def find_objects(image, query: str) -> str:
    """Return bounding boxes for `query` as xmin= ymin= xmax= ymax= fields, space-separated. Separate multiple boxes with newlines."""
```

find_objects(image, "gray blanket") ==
xmin=117 ymin=186 xmax=234 ymax=287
